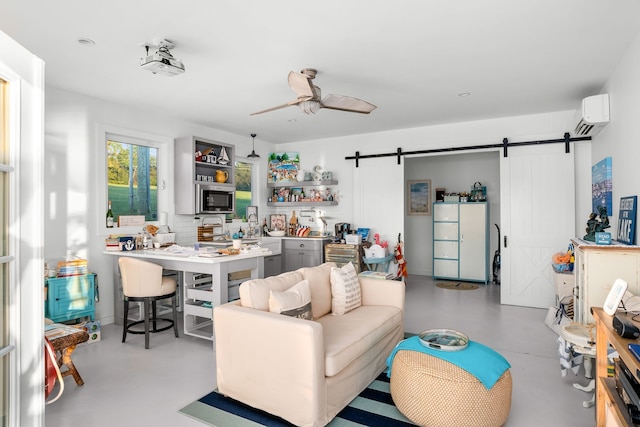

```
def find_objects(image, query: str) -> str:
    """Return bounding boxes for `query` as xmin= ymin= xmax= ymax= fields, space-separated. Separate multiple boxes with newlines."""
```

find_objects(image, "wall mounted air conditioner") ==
xmin=574 ymin=94 xmax=610 ymax=136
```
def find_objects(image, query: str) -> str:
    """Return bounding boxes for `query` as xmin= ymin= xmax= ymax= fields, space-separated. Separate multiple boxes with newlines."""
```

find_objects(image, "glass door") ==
xmin=0 ymin=77 xmax=13 ymax=427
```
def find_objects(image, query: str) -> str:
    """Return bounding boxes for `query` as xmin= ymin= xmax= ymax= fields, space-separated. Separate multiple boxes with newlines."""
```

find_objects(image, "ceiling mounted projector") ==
xmin=140 ymin=39 xmax=185 ymax=77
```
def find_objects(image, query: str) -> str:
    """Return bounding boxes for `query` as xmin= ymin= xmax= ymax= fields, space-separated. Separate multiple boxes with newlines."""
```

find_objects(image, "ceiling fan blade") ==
xmin=288 ymin=71 xmax=318 ymax=99
xmin=250 ymin=97 xmax=312 ymax=116
xmin=321 ymin=94 xmax=377 ymax=114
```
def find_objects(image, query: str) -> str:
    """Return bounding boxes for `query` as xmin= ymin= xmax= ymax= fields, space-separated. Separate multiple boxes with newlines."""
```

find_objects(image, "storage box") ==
xmin=78 ymin=320 xmax=101 ymax=345
xmin=596 ymin=232 xmax=612 ymax=245
xmin=119 ymin=236 xmax=135 ymax=251
xmin=345 ymin=234 xmax=362 ymax=244
xmin=153 ymin=232 xmax=176 ymax=246
xmin=444 ymin=195 xmax=460 ymax=202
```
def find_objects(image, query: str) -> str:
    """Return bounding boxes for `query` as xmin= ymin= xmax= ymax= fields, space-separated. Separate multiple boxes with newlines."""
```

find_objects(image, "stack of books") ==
xmin=56 ymin=259 xmax=88 ymax=277
xmin=105 ymin=236 xmax=120 ymax=251
xmin=358 ymin=271 xmax=394 ymax=280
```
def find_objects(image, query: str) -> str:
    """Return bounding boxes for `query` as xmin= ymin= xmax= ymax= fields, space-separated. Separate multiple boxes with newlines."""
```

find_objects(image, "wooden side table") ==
xmin=48 ymin=327 xmax=89 ymax=386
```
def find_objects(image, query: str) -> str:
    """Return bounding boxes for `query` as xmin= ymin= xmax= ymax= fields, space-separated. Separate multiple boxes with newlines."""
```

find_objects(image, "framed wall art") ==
xmin=270 ymin=214 xmax=286 ymax=231
xmin=407 ymin=180 xmax=431 ymax=216
xmin=617 ymin=196 xmax=637 ymax=245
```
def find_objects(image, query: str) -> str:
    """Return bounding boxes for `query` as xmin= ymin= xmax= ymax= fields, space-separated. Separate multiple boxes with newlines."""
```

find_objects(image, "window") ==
xmin=97 ymin=125 xmax=172 ymax=235
xmin=107 ymin=139 xmax=158 ymax=221
xmin=231 ymin=160 xmax=253 ymax=219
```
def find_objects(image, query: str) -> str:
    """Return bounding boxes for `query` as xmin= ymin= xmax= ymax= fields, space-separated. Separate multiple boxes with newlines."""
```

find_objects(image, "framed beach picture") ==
xmin=407 ymin=180 xmax=431 ymax=216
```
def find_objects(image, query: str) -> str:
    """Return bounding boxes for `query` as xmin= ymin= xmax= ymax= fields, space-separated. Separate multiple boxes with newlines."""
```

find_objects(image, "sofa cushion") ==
xmin=268 ymin=279 xmax=312 ymax=320
xmin=330 ymin=262 xmax=361 ymax=315
xmin=317 ymin=305 xmax=403 ymax=376
xmin=298 ymin=262 xmax=335 ymax=319
xmin=239 ymin=271 xmax=304 ymax=311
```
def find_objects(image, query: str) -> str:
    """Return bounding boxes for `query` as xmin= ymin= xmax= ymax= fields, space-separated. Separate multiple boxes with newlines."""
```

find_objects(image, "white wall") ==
xmin=276 ymin=110 xmax=586 ymax=275
xmin=594 ymin=30 xmax=640 ymax=237
xmin=44 ymin=87 xmax=276 ymax=324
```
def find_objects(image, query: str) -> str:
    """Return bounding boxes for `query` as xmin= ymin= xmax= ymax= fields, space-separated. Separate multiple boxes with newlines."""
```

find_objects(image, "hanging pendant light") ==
xmin=247 ymin=133 xmax=260 ymax=158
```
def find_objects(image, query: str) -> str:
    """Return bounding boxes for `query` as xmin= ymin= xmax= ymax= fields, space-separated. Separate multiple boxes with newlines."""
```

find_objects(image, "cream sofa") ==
xmin=213 ymin=262 xmax=405 ymax=427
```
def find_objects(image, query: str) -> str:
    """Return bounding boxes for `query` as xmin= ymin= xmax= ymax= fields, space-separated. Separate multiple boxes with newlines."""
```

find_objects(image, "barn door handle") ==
xmin=503 ymin=236 xmax=507 ymax=248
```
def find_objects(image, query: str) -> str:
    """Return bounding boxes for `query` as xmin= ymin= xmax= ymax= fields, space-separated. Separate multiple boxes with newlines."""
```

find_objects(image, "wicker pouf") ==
xmin=390 ymin=350 xmax=512 ymax=427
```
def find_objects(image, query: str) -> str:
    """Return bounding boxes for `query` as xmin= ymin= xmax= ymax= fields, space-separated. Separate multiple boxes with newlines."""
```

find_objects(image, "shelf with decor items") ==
xmin=592 ymin=307 xmax=639 ymax=426
xmin=267 ymin=180 xmax=338 ymax=206
xmin=175 ymin=136 xmax=235 ymax=215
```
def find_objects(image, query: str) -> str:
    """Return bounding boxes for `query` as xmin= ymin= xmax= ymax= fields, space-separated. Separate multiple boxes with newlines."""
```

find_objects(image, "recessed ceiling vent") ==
xmin=574 ymin=94 xmax=610 ymax=136
xmin=140 ymin=39 xmax=185 ymax=77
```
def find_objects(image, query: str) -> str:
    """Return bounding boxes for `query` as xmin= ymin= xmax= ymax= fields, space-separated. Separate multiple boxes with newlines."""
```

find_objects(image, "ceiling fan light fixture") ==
xmin=299 ymin=100 xmax=321 ymax=115
xmin=247 ymin=133 xmax=260 ymax=158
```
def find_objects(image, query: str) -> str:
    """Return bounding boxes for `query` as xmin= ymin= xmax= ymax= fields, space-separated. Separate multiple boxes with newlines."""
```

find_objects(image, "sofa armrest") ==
xmin=360 ymin=278 xmax=405 ymax=311
xmin=213 ymin=302 xmax=326 ymax=423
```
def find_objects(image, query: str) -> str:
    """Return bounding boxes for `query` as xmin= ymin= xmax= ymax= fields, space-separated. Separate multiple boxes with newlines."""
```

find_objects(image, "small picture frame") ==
xmin=270 ymin=214 xmax=286 ymax=231
xmin=407 ymin=180 xmax=431 ymax=216
xmin=246 ymin=206 xmax=258 ymax=221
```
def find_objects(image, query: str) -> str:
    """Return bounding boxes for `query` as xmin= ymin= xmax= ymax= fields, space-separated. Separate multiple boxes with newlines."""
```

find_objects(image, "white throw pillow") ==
xmin=330 ymin=262 xmax=362 ymax=315
xmin=268 ymin=279 xmax=313 ymax=320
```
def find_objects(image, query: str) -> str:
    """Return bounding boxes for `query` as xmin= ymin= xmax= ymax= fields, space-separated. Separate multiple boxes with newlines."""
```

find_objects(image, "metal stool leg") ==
xmin=144 ymin=298 xmax=150 ymax=349
xmin=122 ymin=298 xmax=129 ymax=343
xmin=172 ymin=295 xmax=179 ymax=338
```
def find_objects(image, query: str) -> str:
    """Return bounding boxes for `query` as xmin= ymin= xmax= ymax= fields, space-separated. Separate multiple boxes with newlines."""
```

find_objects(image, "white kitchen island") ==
xmin=104 ymin=246 xmax=271 ymax=341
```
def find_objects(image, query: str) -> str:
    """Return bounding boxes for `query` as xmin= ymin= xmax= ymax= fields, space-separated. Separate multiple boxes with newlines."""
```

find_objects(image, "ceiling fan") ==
xmin=250 ymin=68 xmax=377 ymax=116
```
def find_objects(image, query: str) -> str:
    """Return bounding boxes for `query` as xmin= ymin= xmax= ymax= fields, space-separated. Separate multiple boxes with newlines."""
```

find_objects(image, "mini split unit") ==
xmin=140 ymin=39 xmax=185 ymax=77
xmin=574 ymin=93 xmax=610 ymax=136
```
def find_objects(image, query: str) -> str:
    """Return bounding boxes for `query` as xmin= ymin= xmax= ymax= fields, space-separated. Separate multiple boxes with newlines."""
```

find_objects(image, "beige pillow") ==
xmin=268 ymin=279 xmax=313 ymax=320
xmin=330 ymin=262 xmax=362 ymax=315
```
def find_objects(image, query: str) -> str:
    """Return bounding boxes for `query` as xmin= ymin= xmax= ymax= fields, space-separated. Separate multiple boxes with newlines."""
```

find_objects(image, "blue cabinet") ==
xmin=46 ymin=274 xmax=96 ymax=323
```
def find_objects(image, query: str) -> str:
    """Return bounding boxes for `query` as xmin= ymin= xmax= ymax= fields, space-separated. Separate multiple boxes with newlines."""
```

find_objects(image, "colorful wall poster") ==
xmin=268 ymin=152 xmax=300 ymax=183
xmin=592 ymin=157 xmax=612 ymax=215
xmin=617 ymin=196 xmax=637 ymax=245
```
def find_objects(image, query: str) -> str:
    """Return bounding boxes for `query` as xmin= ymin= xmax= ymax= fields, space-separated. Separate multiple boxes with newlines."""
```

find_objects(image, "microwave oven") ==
xmin=196 ymin=184 xmax=235 ymax=214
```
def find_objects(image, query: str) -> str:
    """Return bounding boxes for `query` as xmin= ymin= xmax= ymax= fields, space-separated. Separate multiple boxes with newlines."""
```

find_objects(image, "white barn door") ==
xmin=500 ymin=144 xmax=575 ymax=307
xmin=353 ymin=157 xmax=404 ymax=275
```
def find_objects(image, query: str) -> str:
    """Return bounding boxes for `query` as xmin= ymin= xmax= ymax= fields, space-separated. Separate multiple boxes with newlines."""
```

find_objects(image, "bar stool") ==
xmin=118 ymin=257 xmax=179 ymax=349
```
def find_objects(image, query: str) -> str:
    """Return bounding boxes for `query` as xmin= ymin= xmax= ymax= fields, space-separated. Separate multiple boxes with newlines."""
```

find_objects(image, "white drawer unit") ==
xmin=432 ymin=202 xmax=489 ymax=283
xmin=183 ymin=272 xmax=215 ymax=340
xmin=434 ymin=222 xmax=459 ymax=240
xmin=434 ymin=241 xmax=458 ymax=259
xmin=434 ymin=259 xmax=459 ymax=278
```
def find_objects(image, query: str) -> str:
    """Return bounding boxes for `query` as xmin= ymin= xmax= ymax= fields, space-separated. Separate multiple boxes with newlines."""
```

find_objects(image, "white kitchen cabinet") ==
xmin=433 ymin=202 xmax=489 ymax=283
xmin=571 ymin=238 xmax=640 ymax=324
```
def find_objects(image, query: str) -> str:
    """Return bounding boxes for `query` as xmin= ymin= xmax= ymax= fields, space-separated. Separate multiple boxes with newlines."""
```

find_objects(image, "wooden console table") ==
xmin=593 ymin=307 xmax=639 ymax=426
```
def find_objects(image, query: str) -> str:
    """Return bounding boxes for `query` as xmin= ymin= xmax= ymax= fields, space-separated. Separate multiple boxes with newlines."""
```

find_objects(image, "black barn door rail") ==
xmin=345 ymin=132 xmax=591 ymax=167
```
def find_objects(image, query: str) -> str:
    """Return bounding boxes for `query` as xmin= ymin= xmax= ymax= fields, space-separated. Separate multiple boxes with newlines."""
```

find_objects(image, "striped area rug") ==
xmin=179 ymin=372 xmax=416 ymax=426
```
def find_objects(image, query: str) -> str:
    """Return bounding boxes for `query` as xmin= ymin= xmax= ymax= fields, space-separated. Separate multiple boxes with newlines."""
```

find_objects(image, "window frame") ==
xmin=96 ymin=124 xmax=173 ymax=236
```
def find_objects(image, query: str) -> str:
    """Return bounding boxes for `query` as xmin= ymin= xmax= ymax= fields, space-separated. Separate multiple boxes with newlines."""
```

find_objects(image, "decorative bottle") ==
xmin=289 ymin=211 xmax=298 ymax=236
xmin=106 ymin=200 xmax=114 ymax=228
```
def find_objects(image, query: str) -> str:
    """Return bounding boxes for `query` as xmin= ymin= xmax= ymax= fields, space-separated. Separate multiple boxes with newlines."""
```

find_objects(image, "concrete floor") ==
xmin=45 ymin=275 xmax=595 ymax=426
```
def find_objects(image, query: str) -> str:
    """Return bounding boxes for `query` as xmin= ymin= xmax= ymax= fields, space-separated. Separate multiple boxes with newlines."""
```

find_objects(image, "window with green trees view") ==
xmin=107 ymin=139 xmax=158 ymax=222
xmin=233 ymin=160 xmax=252 ymax=219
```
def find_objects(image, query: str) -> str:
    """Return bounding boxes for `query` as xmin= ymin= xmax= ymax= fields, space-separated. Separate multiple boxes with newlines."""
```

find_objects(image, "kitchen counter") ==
xmin=104 ymin=247 xmax=272 ymax=331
